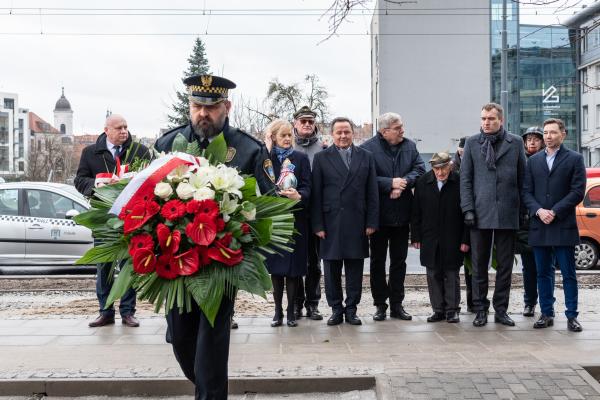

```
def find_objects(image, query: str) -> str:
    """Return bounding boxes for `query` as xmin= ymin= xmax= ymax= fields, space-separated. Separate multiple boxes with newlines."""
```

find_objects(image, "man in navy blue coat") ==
xmin=522 ymin=118 xmax=586 ymax=332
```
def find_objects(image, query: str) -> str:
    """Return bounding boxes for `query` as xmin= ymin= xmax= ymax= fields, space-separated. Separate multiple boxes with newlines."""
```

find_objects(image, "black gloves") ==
xmin=464 ymin=211 xmax=476 ymax=227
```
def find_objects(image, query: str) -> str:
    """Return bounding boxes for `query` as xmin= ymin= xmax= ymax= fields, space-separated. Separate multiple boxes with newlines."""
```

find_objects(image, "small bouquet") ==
xmin=75 ymin=133 xmax=296 ymax=324
xmin=275 ymin=159 xmax=297 ymax=191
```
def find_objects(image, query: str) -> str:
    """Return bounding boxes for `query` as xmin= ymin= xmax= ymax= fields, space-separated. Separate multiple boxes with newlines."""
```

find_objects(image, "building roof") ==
xmin=29 ymin=112 xmax=60 ymax=134
xmin=563 ymin=3 xmax=600 ymax=27
xmin=54 ymin=87 xmax=72 ymax=112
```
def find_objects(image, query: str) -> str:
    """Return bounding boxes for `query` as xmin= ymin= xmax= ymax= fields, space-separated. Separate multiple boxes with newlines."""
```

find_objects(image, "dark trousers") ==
xmin=469 ymin=229 xmax=515 ymax=313
xmin=96 ymin=262 xmax=136 ymax=317
xmin=426 ymin=267 xmax=461 ymax=313
xmin=464 ymin=266 xmax=474 ymax=310
xmin=533 ymin=246 xmax=579 ymax=319
xmin=166 ymin=296 xmax=234 ymax=400
xmin=323 ymin=259 xmax=364 ymax=315
xmin=521 ymin=251 xmax=538 ymax=307
xmin=296 ymin=230 xmax=322 ymax=309
xmin=369 ymin=225 xmax=409 ymax=307
xmin=271 ymin=275 xmax=299 ymax=320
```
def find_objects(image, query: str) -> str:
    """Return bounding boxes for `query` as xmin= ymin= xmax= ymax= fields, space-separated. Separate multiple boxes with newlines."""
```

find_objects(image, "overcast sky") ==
xmin=0 ymin=0 xmax=594 ymax=137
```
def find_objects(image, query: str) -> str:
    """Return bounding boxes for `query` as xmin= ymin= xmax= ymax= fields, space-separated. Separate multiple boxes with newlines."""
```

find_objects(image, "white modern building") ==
xmin=54 ymin=87 xmax=73 ymax=136
xmin=0 ymin=92 xmax=29 ymax=178
xmin=371 ymin=0 xmax=491 ymax=157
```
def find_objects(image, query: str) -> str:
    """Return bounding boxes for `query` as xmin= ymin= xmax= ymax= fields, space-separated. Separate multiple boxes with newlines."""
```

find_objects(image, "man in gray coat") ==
xmin=460 ymin=103 xmax=526 ymax=327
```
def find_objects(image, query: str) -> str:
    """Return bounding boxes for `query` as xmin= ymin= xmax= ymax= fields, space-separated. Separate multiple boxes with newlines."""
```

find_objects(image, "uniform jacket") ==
xmin=411 ymin=170 xmax=469 ymax=270
xmin=311 ymin=145 xmax=379 ymax=260
xmin=154 ymin=119 xmax=275 ymax=194
xmin=460 ymin=128 xmax=527 ymax=229
xmin=522 ymin=145 xmax=586 ymax=247
xmin=360 ymin=134 xmax=425 ymax=227
xmin=264 ymin=150 xmax=311 ymax=277
xmin=74 ymin=132 xmax=151 ymax=197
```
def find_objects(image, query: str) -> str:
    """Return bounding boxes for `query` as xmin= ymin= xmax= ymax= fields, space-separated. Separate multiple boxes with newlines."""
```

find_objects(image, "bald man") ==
xmin=75 ymin=114 xmax=151 ymax=327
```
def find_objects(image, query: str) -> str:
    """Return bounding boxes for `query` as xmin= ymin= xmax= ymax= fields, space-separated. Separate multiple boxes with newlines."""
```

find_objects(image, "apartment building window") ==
xmin=0 ymin=115 xmax=8 ymax=144
xmin=584 ymin=105 xmax=589 ymax=131
xmin=596 ymin=65 xmax=600 ymax=86
xmin=18 ymin=161 xmax=24 ymax=172
xmin=3 ymin=98 xmax=14 ymax=110
xmin=583 ymin=69 xmax=589 ymax=93
xmin=597 ymin=105 xmax=600 ymax=128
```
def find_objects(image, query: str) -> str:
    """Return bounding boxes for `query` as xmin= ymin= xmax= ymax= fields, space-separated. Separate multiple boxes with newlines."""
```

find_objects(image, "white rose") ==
xmin=193 ymin=186 xmax=216 ymax=201
xmin=176 ymin=182 xmax=195 ymax=200
xmin=154 ymin=182 xmax=173 ymax=199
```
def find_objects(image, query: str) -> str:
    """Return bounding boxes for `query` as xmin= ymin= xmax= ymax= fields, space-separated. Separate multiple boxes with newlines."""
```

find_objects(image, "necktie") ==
xmin=200 ymin=137 xmax=210 ymax=149
xmin=114 ymin=146 xmax=121 ymax=160
xmin=344 ymin=149 xmax=351 ymax=168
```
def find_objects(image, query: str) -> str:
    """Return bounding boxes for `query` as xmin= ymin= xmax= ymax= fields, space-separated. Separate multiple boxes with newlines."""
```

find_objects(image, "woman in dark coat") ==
xmin=411 ymin=152 xmax=470 ymax=323
xmin=263 ymin=119 xmax=311 ymax=327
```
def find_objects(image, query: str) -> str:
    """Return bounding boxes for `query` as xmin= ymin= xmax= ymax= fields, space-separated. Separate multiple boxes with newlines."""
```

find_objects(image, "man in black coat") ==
xmin=411 ymin=152 xmax=469 ymax=323
xmin=311 ymin=117 xmax=379 ymax=326
xmin=522 ymin=118 xmax=586 ymax=332
xmin=75 ymin=114 xmax=151 ymax=328
xmin=154 ymin=74 xmax=274 ymax=400
xmin=360 ymin=112 xmax=425 ymax=321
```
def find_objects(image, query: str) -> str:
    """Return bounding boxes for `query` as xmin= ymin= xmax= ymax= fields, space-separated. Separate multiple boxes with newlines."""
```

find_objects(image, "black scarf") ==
xmin=480 ymin=128 xmax=505 ymax=170
xmin=293 ymin=128 xmax=319 ymax=147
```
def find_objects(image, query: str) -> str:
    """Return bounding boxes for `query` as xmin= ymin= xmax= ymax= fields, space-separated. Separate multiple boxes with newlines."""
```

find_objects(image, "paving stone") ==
xmin=509 ymin=383 xmax=528 ymax=394
xmin=565 ymin=375 xmax=587 ymax=386
xmin=562 ymin=388 xmax=585 ymax=399
xmin=522 ymin=380 xmax=541 ymax=390
xmin=475 ymin=384 xmax=497 ymax=394
xmin=495 ymin=388 xmax=516 ymax=399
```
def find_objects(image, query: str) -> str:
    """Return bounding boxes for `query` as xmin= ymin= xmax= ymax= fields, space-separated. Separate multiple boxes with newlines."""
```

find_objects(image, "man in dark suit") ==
xmin=522 ymin=118 xmax=586 ymax=332
xmin=460 ymin=103 xmax=527 ymax=327
xmin=154 ymin=74 xmax=274 ymax=399
xmin=75 ymin=114 xmax=151 ymax=329
xmin=311 ymin=117 xmax=379 ymax=326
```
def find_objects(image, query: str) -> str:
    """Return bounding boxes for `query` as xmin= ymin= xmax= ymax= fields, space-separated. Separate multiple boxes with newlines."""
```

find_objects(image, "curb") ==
xmin=0 ymin=376 xmax=377 ymax=397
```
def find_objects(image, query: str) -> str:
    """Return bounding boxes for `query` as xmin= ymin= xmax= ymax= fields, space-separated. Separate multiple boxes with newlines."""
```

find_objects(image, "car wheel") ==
xmin=575 ymin=240 xmax=599 ymax=270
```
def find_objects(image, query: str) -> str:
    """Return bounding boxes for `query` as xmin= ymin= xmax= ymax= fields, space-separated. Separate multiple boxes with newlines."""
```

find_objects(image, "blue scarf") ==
xmin=273 ymin=146 xmax=294 ymax=164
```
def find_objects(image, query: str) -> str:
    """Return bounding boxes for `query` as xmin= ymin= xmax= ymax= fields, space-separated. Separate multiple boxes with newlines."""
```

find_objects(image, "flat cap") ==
xmin=429 ymin=151 xmax=452 ymax=168
xmin=293 ymin=106 xmax=317 ymax=120
xmin=183 ymin=74 xmax=236 ymax=105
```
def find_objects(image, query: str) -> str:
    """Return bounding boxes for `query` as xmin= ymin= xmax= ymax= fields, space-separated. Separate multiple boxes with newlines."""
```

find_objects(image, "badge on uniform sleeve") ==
xmin=225 ymin=147 xmax=236 ymax=162
xmin=263 ymin=159 xmax=276 ymax=183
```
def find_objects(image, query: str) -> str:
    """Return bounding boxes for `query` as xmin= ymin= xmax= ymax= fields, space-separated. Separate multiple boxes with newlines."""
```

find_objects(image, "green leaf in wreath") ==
xmin=204 ymin=133 xmax=227 ymax=164
xmin=105 ymin=260 xmax=135 ymax=309
xmin=172 ymin=133 xmax=190 ymax=153
xmin=241 ymin=177 xmax=258 ymax=199
xmin=106 ymin=217 xmax=124 ymax=230
xmin=185 ymin=270 xmax=225 ymax=327
xmin=76 ymin=240 xmax=128 ymax=265
xmin=250 ymin=219 xmax=273 ymax=246
xmin=186 ymin=140 xmax=202 ymax=157
xmin=73 ymin=208 xmax=113 ymax=229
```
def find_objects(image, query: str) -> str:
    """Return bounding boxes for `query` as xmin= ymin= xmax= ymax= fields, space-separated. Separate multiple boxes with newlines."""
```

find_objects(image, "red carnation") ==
xmin=161 ymin=199 xmax=187 ymax=221
xmin=128 ymin=233 xmax=154 ymax=256
xmin=241 ymin=223 xmax=251 ymax=235
xmin=156 ymin=254 xmax=178 ymax=280
xmin=173 ymin=248 xmax=200 ymax=276
xmin=156 ymin=223 xmax=181 ymax=254
xmin=132 ymin=248 xmax=156 ymax=274
xmin=122 ymin=200 xmax=160 ymax=234
xmin=185 ymin=213 xmax=217 ymax=246
xmin=207 ymin=233 xmax=244 ymax=267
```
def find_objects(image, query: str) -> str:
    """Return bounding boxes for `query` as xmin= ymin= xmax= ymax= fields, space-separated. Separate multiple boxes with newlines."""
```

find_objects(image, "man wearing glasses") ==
xmin=292 ymin=106 xmax=326 ymax=321
xmin=361 ymin=112 xmax=425 ymax=322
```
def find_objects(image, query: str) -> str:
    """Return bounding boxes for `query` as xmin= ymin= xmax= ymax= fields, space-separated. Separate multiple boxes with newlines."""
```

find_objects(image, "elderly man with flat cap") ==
xmin=412 ymin=152 xmax=469 ymax=323
xmin=155 ymin=74 xmax=274 ymax=400
xmin=291 ymin=106 xmax=326 ymax=321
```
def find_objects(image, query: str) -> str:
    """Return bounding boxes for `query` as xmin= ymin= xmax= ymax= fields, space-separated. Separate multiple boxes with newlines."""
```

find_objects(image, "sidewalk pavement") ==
xmin=2 ymin=310 xmax=600 ymax=399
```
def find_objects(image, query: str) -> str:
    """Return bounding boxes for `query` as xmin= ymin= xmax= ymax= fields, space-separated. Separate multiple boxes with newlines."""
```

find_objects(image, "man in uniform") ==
xmin=292 ymin=106 xmax=325 ymax=321
xmin=154 ymin=74 xmax=274 ymax=399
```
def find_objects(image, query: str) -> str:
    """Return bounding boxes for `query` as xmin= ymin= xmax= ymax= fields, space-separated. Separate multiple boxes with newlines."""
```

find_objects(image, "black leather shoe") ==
xmin=306 ymin=305 xmax=324 ymax=321
xmin=446 ymin=312 xmax=460 ymax=323
xmin=121 ymin=314 xmax=140 ymax=327
xmin=294 ymin=305 xmax=304 ymax=319
xmin=327 ymin=313 xmax=344 ymax=326
xmin=533 ymin=314 xmax=554 ymax=329
xmin=373 ymin=305 xmax=387 ymax=321
xmin=286 ymin=319 xmax=298 ymax=327
xmin=568 ymin=318 xmax=583 ymax=332
xmin=89 ymin=314 xmax=115 ymax=327
xmin=523 ymin=305 xmax=535 ymax=317
xmin=230 ymin=318 xmax=238 ymax=329
xmin=427 ymin=312 xmax=445 ymax=323
xmin=271 ymin=309 xmax=283 ymax=327
xmin=345 ymin=313 xmax=362 ymax=325
xmin=494 ymin=312 xmax=515 ymax=326
xmin=473 ymin=311 xmax=488 ymax=327
xmin=390 ymin=305 xmax=412 ymax=320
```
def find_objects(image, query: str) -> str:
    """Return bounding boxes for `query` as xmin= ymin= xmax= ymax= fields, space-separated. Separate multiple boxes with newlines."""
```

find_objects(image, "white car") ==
xmin=0 ymin=182 xmax=93 ymax=265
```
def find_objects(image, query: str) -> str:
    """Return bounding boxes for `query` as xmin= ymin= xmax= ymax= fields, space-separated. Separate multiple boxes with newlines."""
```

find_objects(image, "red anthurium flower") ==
xmin=241 ymin=223 xmax=251 ymax=235
xmin=156 ymin=223 xmax=181 ymax=254
xmin=173 ymin=248 xmax=200 ymax=276
xmin=128 ymin=233 xmax=154 ymax=256
xmin=197 ymin=245 xmax=211 ymax=267
xmin=132 ymin=248 xmax=156 ymax=274
xmin=208 ymin=233 xmax=244 ymax=267
xmin=185 ymin=213 xmax=217 ymax=246
xmin=122 ymin=200 xmax=160 ymax=234
xmin=161 ymin=199 xmax=187 ymax=221
xmin=155 ymin=254 xmax=178 ymax=280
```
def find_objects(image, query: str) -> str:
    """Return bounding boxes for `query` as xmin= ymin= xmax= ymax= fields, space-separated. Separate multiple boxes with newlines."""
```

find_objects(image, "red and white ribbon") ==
xmin=109 ymin=152 xmax=198 ymax=215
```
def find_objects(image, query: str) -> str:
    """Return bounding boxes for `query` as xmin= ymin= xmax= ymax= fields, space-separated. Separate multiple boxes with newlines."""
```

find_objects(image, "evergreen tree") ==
xmin=168 ymin=38 xmax=210 ymax=127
